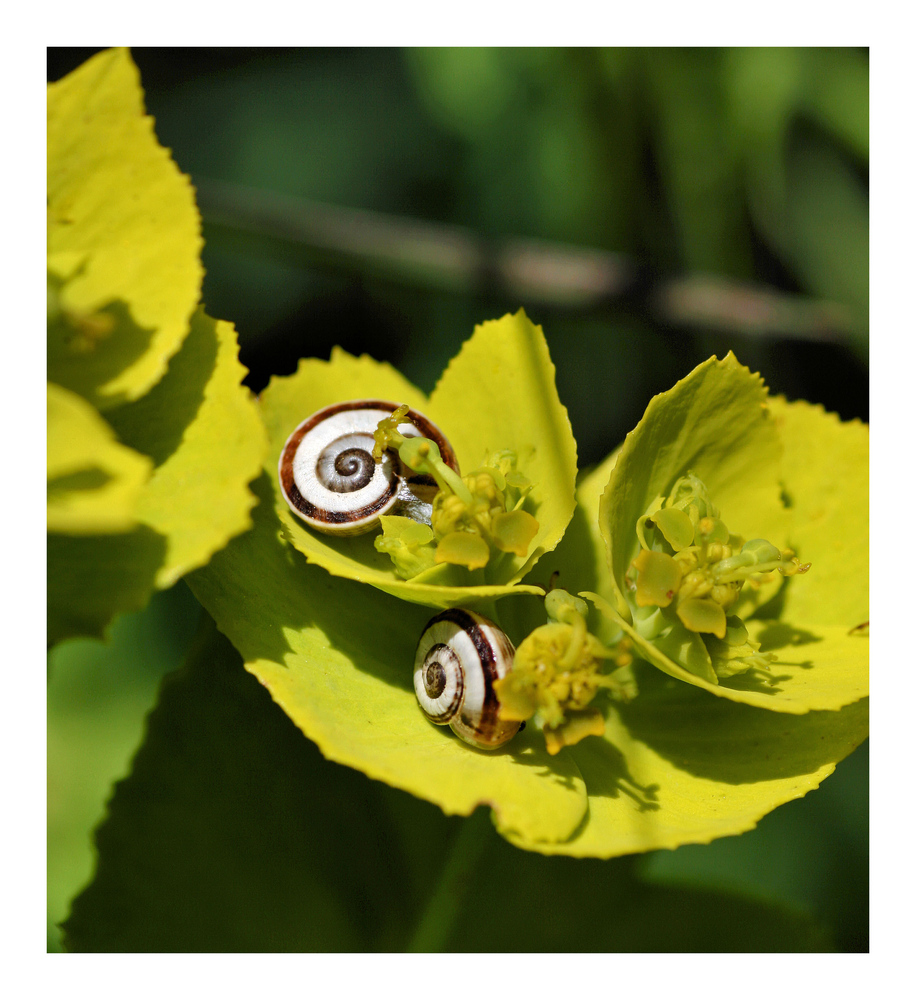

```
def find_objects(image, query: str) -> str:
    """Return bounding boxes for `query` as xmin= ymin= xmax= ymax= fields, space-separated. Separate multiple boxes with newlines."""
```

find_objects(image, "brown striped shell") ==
xmin=277 ymin=400 xmax=459 ymax=536
xmin=413 ymin=609 xmax=521 ymax=750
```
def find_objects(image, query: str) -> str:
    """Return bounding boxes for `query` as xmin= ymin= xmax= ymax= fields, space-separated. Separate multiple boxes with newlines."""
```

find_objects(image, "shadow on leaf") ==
xmin=618 ymin=674 xmax=868 ymax=785
xmin=47 ymin=295 xmax=160 ymax=410
xmin=105 ymin=306 xmax=217 ymax=465
xmin=48 ymin=526 xmax=168 ymax=645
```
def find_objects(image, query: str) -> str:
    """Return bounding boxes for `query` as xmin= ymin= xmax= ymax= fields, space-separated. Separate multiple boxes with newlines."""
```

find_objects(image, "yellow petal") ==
xmin=677 ymin=598 xmax=727 ymax=638
xmin=632 ymin=549 xmax=682 ymax=607
xmin=434 ymin=531 xmax=491 ymax=570
xmin=491 ymin=509 xmax=539 ymax=557
xmin=544 ymin=710 xmax=606 ymax=755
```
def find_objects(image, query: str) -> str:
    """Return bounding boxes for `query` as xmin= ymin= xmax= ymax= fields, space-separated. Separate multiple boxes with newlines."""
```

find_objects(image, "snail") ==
xmin=278 ymin=399 xmax=459 ymax=536
xmin=414 ymin=609 xmax=521 ymax=750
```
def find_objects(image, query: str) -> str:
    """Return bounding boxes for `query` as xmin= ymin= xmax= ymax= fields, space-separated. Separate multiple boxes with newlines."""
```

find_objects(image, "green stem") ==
xmin=558 ymin=611 xmax=588 ymax=670
xmin=437 ymin=463 xmax=473 ymax=506
xmin=405 ymin=808 xmax=492 ymax=952
xmin=398 ymin=438 xmax=474 ymax=506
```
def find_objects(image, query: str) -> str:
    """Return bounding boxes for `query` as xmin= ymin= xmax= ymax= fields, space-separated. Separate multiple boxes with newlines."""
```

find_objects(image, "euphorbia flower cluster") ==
xmin=495 ymin=588 xmax=632 ymax=754
xmin=627 ymin=472 xmax=810 ymax=683
xmin=371 ymin=403 xmax=539 ymax=577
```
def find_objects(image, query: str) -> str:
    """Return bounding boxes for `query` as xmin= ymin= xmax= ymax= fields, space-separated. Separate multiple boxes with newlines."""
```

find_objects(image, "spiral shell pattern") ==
xmin=278 ymin=400 xmax=459 ymax=535
xmin=414 ymin=609 xmax=520 ymax=750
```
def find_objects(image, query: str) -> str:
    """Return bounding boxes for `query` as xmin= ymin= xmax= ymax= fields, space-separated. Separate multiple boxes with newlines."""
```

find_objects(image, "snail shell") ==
xmin=278 ymin=399 xmax=459 ymax=536
xmin=414 ymin=609 xmax=521 ymax=750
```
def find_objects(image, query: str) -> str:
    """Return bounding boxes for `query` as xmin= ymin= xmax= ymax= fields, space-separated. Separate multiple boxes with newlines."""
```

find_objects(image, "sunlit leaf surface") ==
xmin=108 ymin=310 xmax=268 ymax=589
xmin=189 ymin=472 xmax=866 ymax=857
xmin=47 ymin=48 xmax=203 ymax=408
xmin=190 ymin=475 xmax=588 ymax=848
xmin=47 ymin=382 xmax=152 ymax=534
xmin=769 ymin=396 xmax=868 ymax=629
xmin=48 ymin=312 xmax=267 ymax=644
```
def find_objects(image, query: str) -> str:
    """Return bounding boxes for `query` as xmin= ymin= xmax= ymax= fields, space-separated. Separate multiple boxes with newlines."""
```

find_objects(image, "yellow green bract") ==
xmin=770 ymin=397 xmax=868 ymax=629
xmin=258 ymin=310 xmax=578 ymax=609
xmin=189 ymin=475 xmax=589 ymax=847
xmin=588 ymin=354 xmax=868 ymax=714
xmin=47 ymin=52 xmax=266 ymax=645
xmin=107 ymin=310 xmax=269 ymax=589
xmin=512 ymin=680 xmax=867 ymax=858
xmin=47 ymin=382 xmax=152 ymax=534
xmin=188 ymin=466 xmax=867 ymax=858
xmin=48 ymin=311 xmax=268 ymax=644
xmin=47 ymin=48 xmax=203 ymax=409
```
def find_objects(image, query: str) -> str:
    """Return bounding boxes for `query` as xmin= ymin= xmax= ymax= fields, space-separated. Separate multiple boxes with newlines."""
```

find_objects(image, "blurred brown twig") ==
xmin=195 ymin=177 xmax=855 ymax=344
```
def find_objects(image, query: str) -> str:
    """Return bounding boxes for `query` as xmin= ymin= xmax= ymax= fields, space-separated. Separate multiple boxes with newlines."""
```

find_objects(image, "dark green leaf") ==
xmin=62 ymin=617 xmax=444 ymax=951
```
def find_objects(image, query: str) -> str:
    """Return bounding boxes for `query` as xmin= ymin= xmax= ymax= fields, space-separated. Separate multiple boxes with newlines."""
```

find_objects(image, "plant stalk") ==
xmin=405 ymin=807 xmax=492 ymax=952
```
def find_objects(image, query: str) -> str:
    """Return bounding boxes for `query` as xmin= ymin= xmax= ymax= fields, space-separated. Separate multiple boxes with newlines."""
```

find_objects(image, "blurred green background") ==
xmin=47 ymin=47 xmax=868 ymax=952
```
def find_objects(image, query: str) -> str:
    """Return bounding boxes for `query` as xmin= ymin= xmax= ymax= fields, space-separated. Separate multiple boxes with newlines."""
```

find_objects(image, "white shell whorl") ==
xmin=413 ymin=609 xmax=520 ymax=750
xmin=278 ymin=400 xmax=458 ymax=536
